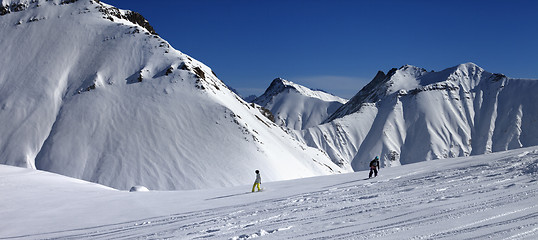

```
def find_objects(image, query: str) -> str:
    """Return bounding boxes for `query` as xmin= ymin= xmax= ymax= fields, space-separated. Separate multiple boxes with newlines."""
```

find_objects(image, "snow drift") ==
xmin=0 ymin=0 xmax=343 ymax=190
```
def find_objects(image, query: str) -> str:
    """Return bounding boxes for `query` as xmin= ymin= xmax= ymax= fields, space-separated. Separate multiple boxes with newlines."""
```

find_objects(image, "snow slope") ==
xmin=0 ymin=0 xmax=342 ymax=190
xmin=300 ymin=63 xmax=538 ymax=171
xmin=253 ymin=78 xmax=347 ymax=130
xmin=1 ymin=146 xmax=537 ymax=239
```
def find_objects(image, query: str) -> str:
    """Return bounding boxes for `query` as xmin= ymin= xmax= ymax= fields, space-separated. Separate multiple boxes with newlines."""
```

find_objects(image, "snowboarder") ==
xmin=369 ymin=156 xmax=380 ymax=178
xmin=252 ymin=169 xmax=261 ymax=192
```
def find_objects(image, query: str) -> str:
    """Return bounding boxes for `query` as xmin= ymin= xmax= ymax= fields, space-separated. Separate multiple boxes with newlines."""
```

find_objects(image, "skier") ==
xmin=369 ymin=156 xmax=380 ymax=178
xmin=252 ymin=169 xmax=261 ymax=192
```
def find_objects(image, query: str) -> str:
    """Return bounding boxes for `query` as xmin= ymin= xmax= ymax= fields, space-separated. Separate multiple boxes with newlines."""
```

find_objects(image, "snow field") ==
xmin=1 ymin=146 xmax=537 ymax=239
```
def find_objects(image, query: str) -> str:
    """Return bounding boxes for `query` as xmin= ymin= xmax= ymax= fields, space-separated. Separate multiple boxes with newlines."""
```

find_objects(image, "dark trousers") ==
xmin=369 ymin=167 xmax=378 ymax=178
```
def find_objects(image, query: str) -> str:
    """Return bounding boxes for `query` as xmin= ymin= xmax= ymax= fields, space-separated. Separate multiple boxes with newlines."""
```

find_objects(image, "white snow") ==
xmin=0 ymin=0 xmax=343 ymax=190
xmin=2 ymin=2 xmax=538 ymax=238
xmin=253 ymin=78 xmax=347 ymax=130
xmin=299 ymin=63 xmax=538 ymax=172
xmin=1 ymin=146 xmax=537 ymax=239
xmin=129 ymin=185 xmax=149 ymax=192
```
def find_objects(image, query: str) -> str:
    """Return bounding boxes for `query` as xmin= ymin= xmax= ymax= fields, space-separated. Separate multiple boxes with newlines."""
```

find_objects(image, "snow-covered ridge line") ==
xmin=1 ymin=0 xmax=85 ymax=15
xmin=255 ymin=78 xmax=346 ymax=107
xmin=302 ymin=62 xmax=538 ymax=173
xmin=0 ymin=0 xmax=343 ymax=190
xmin=95 ymin=0 xmax=156 ymax=35
xmin=324 ymin=69 xmax=392 ymax=122
xmin=253 ymin=78 xmax=348 ymax=130
xmin=1 ymin=0 xmax=156 ymax=35
xmin=276 ymin=78 xmax=347 ymax=103
xmin=326 ymin=62 xmax=486 ymax=122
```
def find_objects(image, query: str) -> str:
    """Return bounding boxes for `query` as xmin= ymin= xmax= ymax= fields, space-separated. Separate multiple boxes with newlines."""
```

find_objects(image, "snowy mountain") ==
xmin=253 ymin=78 xmax=347 ymax=130
xmin=0 ymin=0 xmax=343 ymax=190
xmin=299 ymin=63 xmax=538 ymax=170
xmin=2 ymin=146 xmax=538 ymax=239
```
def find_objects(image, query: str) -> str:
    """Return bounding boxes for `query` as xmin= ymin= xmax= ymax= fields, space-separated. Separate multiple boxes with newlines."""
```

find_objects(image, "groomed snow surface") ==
xmin=2 ymin=147 xmax=537 ymax=239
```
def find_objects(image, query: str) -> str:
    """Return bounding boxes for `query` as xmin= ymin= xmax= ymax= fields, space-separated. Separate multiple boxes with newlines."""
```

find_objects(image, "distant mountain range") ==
xmin=1 ymin=0 xmax=537 ymax=190
xmin=255 ymin=63 xmax=538 ymax=170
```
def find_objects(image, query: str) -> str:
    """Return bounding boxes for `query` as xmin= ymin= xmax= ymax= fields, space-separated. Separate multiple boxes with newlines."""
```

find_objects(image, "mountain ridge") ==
xmin=299 ymin=63 xmax=538 ymax=171
xmin=253 ymin=77 xmax=347 ymax=130
xmin=2 ymin=0 xmax=537 ymax=191
xmin=0 ymin=0 xmax=343 ymax=190
xmin=325 ymin=62 xmax=488 ymax=123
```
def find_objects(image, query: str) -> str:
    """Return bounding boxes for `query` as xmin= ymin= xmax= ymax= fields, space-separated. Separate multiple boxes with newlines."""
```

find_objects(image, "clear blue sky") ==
xmin=104 ymin=0 xmax=538 ymax=99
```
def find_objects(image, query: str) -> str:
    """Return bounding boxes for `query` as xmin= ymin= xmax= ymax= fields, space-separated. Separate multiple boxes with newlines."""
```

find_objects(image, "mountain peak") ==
xmin=325 ymin=63 xmax=495 ymax=123
xmin=267 ymin=77 xmax=302 ymax=91
xmin=267 ymin=77 xmax=292 ymax=90
xmin=253 ymin=78 xmax=347 ymax=130
xmin=272 ymin=77 xmax=287 ymax=84
xmin=452 ymin=62 xmax=485 ymax=77
xmin=457 ymin=62 xmax=480 ymax=70
xmin=398 ymin=64 xmax=425 ymax=72
xmin=440 ymin=62 xmax=484 ymax=76
xmin=384 ymin=62 xmax=490 ymax=94
xmin=256 ymin=78 xmax=346 ymax=106
xmin=254 ymin=78 xmax=295 ymax=104
xmin=254 ymin=78 xmax=301 ymax=106
xmin=0 ymin=0 xmax=342 ymax=190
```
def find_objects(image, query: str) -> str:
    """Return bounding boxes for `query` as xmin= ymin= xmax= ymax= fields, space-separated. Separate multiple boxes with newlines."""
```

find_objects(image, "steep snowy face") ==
xmin=302 ymin=63 xmax=538 ymax=171
xmin=253 ymin=78 xmax=347 ymax=130
xmin=0 ymin=0 xmax=343 ymax=190
xmin=326 ymin=63 xmax=488 ymax=122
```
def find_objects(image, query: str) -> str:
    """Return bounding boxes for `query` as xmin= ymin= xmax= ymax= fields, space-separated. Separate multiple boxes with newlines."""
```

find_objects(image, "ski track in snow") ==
xmin=4 ymin=150 xmax=538 ymax=240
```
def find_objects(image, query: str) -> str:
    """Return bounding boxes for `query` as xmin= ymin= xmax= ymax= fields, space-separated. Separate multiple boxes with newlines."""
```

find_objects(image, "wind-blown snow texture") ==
xmin=253 ymin=78 xmax=347 ymax=130
xmin=298 ymin=63 xmax=538 ymax=171
xmin=0 ymin=0 xmax=341 ymax=190
xmin=1 ymin=146 xmax=537 ymax=239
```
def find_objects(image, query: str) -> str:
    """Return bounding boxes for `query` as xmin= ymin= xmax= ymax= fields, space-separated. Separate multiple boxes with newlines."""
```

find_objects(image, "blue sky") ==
xmin=104 ymin=0 xmax=538 ymax=99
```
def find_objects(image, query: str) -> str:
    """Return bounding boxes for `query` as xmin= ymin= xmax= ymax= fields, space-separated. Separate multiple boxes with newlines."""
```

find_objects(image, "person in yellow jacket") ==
xmin=252 ymin=169 xmax=261 ymax=192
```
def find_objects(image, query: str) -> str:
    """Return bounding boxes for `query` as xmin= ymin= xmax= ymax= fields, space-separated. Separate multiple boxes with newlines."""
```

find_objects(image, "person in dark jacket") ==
xmin=369 ymin=156 xmax=380 ymax=178
xmin=252 ymin=169 xmax=261 ymax=192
